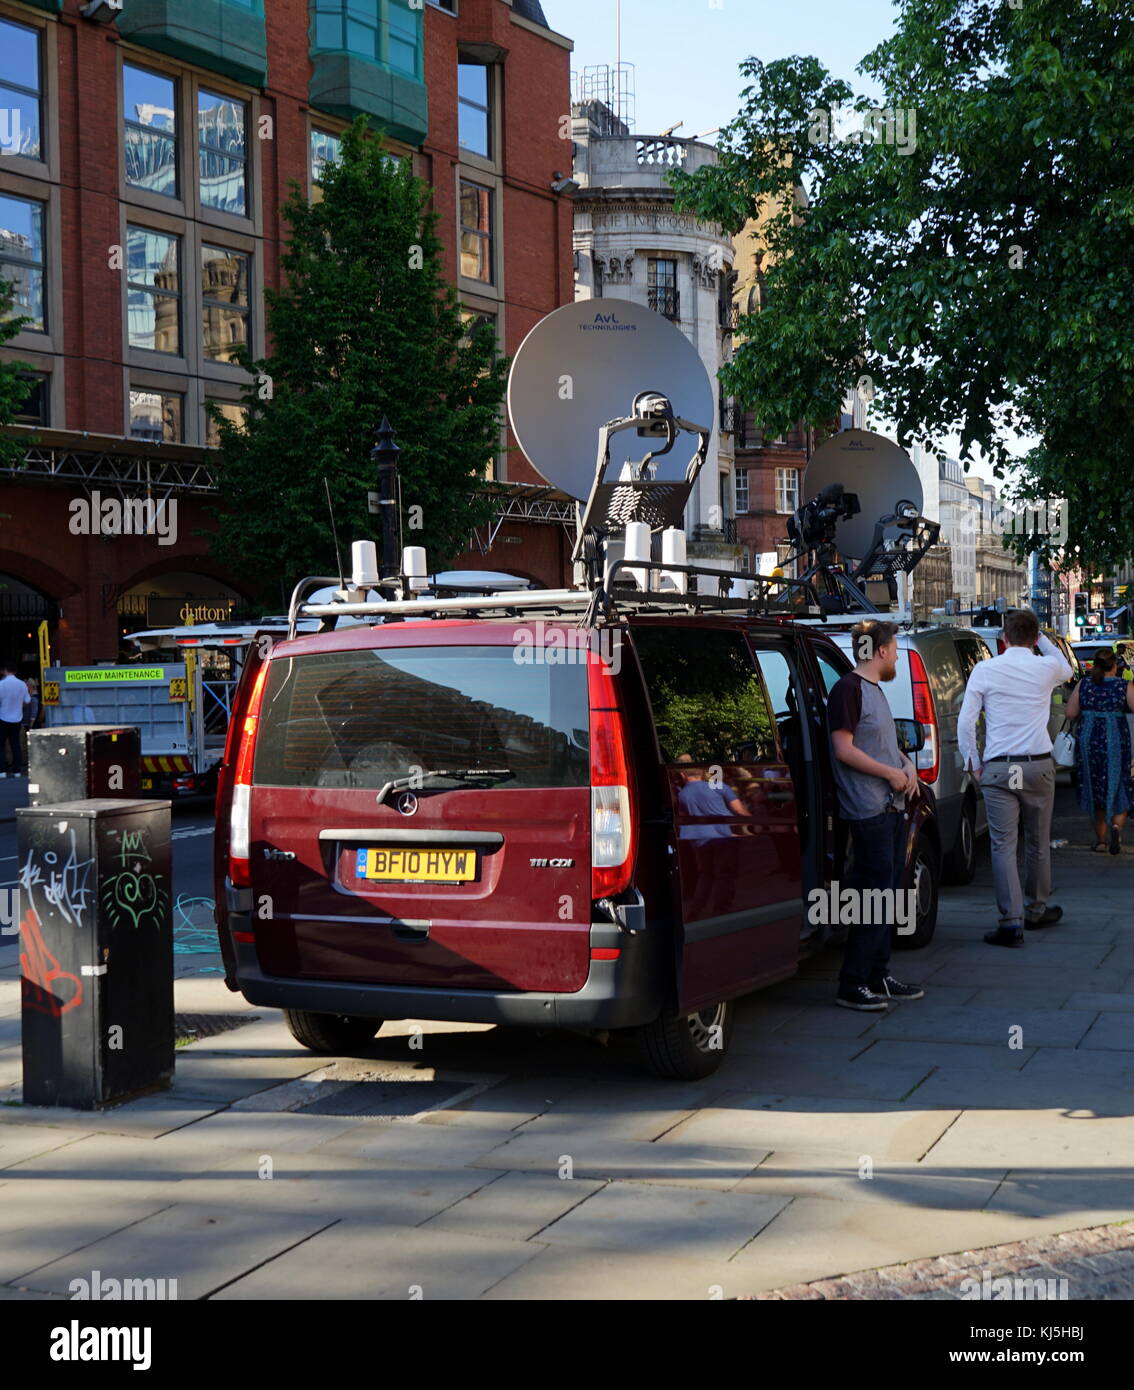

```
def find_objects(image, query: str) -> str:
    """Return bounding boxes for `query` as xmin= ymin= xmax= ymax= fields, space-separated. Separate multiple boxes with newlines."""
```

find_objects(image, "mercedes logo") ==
xmin=396 ymin=791 xmax=419 ymax=816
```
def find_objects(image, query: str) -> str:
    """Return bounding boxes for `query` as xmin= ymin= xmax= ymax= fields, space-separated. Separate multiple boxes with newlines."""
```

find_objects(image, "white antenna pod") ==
xmin=659 ymin=527 xmax=687 ymax=593
xmin=351 ymin=540 xmax=379 ymax=588
xmin=402 ymin=546 xmax=429 ymax=592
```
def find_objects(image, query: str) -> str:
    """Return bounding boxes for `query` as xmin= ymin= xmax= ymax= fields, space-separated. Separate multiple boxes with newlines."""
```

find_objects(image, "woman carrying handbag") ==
xmin=1066 ymin=649 xmax=1134 ymax=853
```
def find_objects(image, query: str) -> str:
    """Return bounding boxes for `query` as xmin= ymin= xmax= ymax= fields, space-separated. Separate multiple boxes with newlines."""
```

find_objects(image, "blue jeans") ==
xmin=840 ymin=809 xmax=907 ymax=991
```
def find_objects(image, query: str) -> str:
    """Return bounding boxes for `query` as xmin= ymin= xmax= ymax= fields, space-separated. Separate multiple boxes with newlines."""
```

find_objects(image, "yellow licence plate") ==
xmin=141 ymin=777 xmax=154 ymax=790
xmin=356 ymin=847 xmax=477 ymax=883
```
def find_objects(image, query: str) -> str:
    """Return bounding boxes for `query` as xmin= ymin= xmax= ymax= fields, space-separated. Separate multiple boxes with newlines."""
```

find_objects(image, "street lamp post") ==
xmin=369 ymin=416 xmax=403 ymax=582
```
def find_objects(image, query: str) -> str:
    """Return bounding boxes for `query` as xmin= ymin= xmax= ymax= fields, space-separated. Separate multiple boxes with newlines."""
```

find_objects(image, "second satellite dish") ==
xmin=804 ymin=429 xmax=924 ymax=560
xmin=507 ymin=298 xmax=714 ymax=503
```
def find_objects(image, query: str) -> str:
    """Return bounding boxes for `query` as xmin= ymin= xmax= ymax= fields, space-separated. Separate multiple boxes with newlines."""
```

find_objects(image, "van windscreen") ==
xmin=253 ymin=646 xmax=589 ymax=790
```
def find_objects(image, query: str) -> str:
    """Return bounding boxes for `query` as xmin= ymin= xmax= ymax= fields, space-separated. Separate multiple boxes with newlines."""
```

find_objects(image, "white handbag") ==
xmin=1052 ymin=720 xmax=1077 ymax=769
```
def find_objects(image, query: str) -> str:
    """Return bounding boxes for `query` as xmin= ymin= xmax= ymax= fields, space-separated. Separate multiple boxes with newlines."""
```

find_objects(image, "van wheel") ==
xmin=628 ymin=1000 xmax=734 ymax=1080
xmin=895 ymin=832 xmax=939 ymax=950
xmin=283 ymin=1010 xmax=382 ymax=1054
xmin=943 ymin=797 xmax=977 ymax=885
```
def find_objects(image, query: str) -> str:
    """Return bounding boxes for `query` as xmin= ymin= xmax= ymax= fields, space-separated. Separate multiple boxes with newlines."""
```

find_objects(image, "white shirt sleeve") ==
xmin=957 ymin=667 xmax=986 ymax=772
xmin=1035 ymin=633 xmax=1073 ymax=684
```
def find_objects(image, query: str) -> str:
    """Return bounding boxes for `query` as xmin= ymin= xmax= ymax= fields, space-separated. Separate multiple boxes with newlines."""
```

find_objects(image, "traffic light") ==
xmin=1073 ymin=592 xmax=1088 ymax=627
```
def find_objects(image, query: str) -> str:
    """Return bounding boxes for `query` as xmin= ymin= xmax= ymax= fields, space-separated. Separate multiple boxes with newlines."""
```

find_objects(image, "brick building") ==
xmin=0 ymin=0 xmax=575 ymax=667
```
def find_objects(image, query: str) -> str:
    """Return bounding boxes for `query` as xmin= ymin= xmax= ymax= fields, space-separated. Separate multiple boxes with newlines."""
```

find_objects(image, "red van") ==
xmin=214 ymin=602 xmax=940 ymax=1079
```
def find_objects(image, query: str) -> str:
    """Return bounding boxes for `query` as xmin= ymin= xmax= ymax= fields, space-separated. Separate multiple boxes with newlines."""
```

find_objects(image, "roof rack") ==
xmin=285 ymin=563 xmax=822 ymax=639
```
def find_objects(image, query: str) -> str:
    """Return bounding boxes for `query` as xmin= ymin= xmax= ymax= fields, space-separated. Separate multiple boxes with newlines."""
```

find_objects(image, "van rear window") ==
xmin=253 ymin=646 xmax=589 ymax=790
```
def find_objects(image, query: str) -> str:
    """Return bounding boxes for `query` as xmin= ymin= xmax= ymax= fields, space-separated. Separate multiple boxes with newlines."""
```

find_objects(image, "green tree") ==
xmin=0 ymin=277 xmax=33 ymax=466
xmin=208 ymin=119 xmax=508 ymax=597
xmin=669 ymin=1 xmax=1134 ymax=571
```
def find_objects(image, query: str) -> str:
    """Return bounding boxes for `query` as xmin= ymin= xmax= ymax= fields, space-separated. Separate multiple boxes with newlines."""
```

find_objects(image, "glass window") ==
xmin=254 ymin=647 xmax=590 ymax=791
xmin=387 ymin=1 xmax=418 ymax=76
xmin=459 ymin=180 xmax=492 ymax=283
xmin=0 ymin=194 xmax=46 ymax=331
xmin=201 ymin=245 xmax=250 ymax=362
xmin=126 ymin=226 xmax=180 ymax=353
xmin=458 ymin=62 xmax=490 ymax=157
xmin=129 ymin=388 xmax=183 ymax=443
xmin=633 ymin=627 xmax=775 ymax=765
xmin=817 ymin=650 xmax=849 ymax=696
xmin=123 ymin=64 xmax=177 ymax=197
xmin=14 ymin=371 xmax=49 ymax=426
xmin=199 ymin=90 xmax=247 ymax=215
xmin=955 ymin=636 xmax=988 ymax=681
xmin=0 ymin=17 xmax=42 ymax=161
xmin=775 ymin=466 xmax=799 ymax=514
xmin=648 ymin=258 xmax=679 ymax=320
xmin=310 ymin=127 xmax=342 ymax=187
xmin=313 ymin=0 xmax=420 ymax=76
xmin=735 ymin=468 xmax=749 ymax=514
xmin=205 ymin=399 xmax=248 ymax=447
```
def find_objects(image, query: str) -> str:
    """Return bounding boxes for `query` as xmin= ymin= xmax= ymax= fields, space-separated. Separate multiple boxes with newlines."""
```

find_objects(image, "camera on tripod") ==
xmin=787 ymin=483 xmax=860 ymax=552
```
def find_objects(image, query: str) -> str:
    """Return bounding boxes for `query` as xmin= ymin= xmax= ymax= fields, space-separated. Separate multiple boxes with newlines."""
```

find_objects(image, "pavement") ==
xmin=1 ymin=780 xmax=1132 ymax=1301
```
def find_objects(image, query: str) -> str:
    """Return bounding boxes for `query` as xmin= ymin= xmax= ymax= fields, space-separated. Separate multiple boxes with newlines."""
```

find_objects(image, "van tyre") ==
xmin=628 ymin=1000 xmax=734 ymax=1080
xmin=895 ymin=831 xmax=939 ymax=951
xmin=283 ymin=1010 xmax=382 ymax=1054
xmin=943 ymin=797 xmax=977 ymax=884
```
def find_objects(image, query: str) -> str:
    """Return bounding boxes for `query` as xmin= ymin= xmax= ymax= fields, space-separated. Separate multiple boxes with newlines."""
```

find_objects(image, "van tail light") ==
xmin=588 ymin=652 xmax=637 ymax=898
xmin=908 ymin=648 xmax=940 ymax=784
xmin=996 ymin=636 xmax=1006 ymax=654
xmin=228 ymin=660 xmax=270 ymax=887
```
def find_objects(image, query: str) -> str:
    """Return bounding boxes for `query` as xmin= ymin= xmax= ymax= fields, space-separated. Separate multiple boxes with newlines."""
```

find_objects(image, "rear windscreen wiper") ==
xmin=375 ymin=768 xmax=514 ymax=805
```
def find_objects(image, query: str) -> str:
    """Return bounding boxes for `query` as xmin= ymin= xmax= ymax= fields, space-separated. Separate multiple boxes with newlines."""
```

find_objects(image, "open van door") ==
xmin=630 ymin=623 xmax=803 ymax=1014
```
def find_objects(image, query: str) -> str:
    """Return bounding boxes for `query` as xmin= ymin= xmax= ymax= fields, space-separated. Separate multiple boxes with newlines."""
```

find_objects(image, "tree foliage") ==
xmin=668 ymin=0 xmax=1134 ymax=571
xmin=208 ymin=119 xmax=509 ymax=597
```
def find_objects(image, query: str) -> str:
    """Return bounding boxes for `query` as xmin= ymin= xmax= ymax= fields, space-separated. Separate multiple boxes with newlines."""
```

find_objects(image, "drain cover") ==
xmin=295 ymin=1080 xmax=471 ymax=1117
xmin=175 ymin=1013 xmax=258 ymax=1043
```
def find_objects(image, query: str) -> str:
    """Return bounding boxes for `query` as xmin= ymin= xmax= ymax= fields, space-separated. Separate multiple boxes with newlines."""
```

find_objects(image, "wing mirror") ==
xmin=894 ymin=718 xmax=925 ymax=754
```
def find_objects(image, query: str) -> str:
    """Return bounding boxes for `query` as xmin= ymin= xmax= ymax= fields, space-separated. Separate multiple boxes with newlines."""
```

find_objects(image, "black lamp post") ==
xmin=370 ymin=416 xmax=402 ymax=581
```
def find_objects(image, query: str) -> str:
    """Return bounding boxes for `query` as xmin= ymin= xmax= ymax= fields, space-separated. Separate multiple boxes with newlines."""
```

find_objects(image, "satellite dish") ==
xmin=507 ymin=298 xmax=714 ymax=503
xmin=804 ymin=429 xmax=924 ymax=560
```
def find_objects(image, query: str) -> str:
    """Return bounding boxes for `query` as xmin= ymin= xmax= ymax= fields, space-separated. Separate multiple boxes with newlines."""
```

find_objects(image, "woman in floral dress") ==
xmin=1067 ymin=649 xmax=1134 ymax=853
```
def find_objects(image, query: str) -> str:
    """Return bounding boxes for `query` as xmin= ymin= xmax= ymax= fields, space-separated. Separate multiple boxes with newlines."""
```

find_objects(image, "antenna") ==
xmin=323 ymin=475 xmax=345 ymax=590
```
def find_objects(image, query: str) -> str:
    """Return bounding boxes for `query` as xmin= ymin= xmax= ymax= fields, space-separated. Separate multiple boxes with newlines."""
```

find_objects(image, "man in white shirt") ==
xmin=0 ymin=664 xmax=30 ymax=778
xmin=957 ymin=609 xmax=1072 ymax=946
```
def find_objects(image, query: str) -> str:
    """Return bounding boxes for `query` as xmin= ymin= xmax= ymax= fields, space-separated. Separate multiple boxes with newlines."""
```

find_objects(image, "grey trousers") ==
xmin=979 ymin=758 xmax=1056 ymax=926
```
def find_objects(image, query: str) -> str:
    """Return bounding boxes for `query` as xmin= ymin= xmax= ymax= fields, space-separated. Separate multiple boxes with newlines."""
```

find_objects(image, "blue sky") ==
xmin=548 ymin=0 xmax=899 ymax=137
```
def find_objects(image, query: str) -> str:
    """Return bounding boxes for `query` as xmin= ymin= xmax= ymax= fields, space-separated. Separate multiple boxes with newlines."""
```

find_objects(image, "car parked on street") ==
xmin=214 ymin=582 xmax=941 ymax=1080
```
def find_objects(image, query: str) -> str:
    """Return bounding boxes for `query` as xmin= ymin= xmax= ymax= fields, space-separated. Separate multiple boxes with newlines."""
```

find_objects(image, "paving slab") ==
xmin=928 ymin=965 xmax=1128 ymax=994
xmin=17 ymin=1202 xmax=342 ymax=1300
xmin=0 ymin=1096 xmax=222 ymax=1138
xmin=921 ymin=1107 xmax=1134 ymax=1168
xmin=212 ymin=1219 xmax=546 ymax=1300
xmin=868 ymin=1004 xmax=1096 ymax=1048
xmin=533 ymin=1180 xmax=790 ymax=1259
xmin=1076 ymin=1014 xmax=1134 ymax=1050
xmin=145 ymin=1108 xmax=376 ymax=1158
xmin=733 ymin=1154 xmax=1004 ymax=1210
xmin=768 ymin=1006 xmax=887 ymax=1040
xmin=659 ymin=1094 xmax=960 ymax=1163
xmin=853 ymin=1039 xmax=1036 ymax=1073
xmin=965 ymin=988 xmax=1078 ymax=1009
xmin=467 ymin=1132 xmax=768 ymax=1189
xmin=684 ymin=1045 xmax=933 ymax=1103
xmin=313 ymin=1118 xmax=523 ymax=1168
xmin=1064 ymin=993 xmax=1134 ymax=1013
xmin=419 ymin=1170 xmax=605 ymax=1242
xmin=413 ymin=1076 xmax=588 ymax=1130
xmin=483 ymin=1245 xmax=746 ymax=1300
xmin=983 ymin=1170 xmax=1134 ymax=1226
xmin=1 ymin=1190 xmax=177 ymax=1285
xmin=726 ymin=1196 xmax=1116 ymax=1291
xmin=906 ymin=1069 xmax=1134 ymax=1116
xmin=0 ymin=1123 xmax=92 ymax=1169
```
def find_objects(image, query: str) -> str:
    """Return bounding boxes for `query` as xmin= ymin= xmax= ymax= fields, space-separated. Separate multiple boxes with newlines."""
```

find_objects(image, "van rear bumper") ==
xmin=227 ymin=918 xmax=667 ymax=1030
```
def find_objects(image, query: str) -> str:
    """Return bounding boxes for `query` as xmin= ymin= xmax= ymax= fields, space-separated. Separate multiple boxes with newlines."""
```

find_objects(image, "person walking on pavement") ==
xmin=1066 ymin=648 xmax=1134 ymax=853
xmin=958 ymin=609 xmax=1072 ymax=947
xmin=0 ymin=662 xmax=30 ymax=778
xmin=1114 ymin=643 xmax=1131 ymax=680
xmin=827 ymin=619 xmax=926 ymax=1010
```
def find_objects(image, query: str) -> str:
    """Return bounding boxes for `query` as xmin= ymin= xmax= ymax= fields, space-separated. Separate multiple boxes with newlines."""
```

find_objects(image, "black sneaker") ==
xmin=868 ymin=975 xmax=925 ymax=1000
xmin=1025 ymin=906 xmax=1063 ymax=929
xmin=836 ymin=985 xmax=889 ymax=1012
xmin=985 ymin=927 xmax=1025 ymax=948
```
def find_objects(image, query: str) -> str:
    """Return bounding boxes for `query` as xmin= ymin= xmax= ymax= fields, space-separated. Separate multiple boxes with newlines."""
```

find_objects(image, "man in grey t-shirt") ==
xmin=827 ymin=620 xmax=926 ymax=1011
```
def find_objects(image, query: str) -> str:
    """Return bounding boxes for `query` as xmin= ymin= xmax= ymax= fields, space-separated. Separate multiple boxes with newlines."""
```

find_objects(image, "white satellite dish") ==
xmin=804 ymin=429 xmax=924 ymax=561
xmin=507 ymin=298 xmax=714 ymax=503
